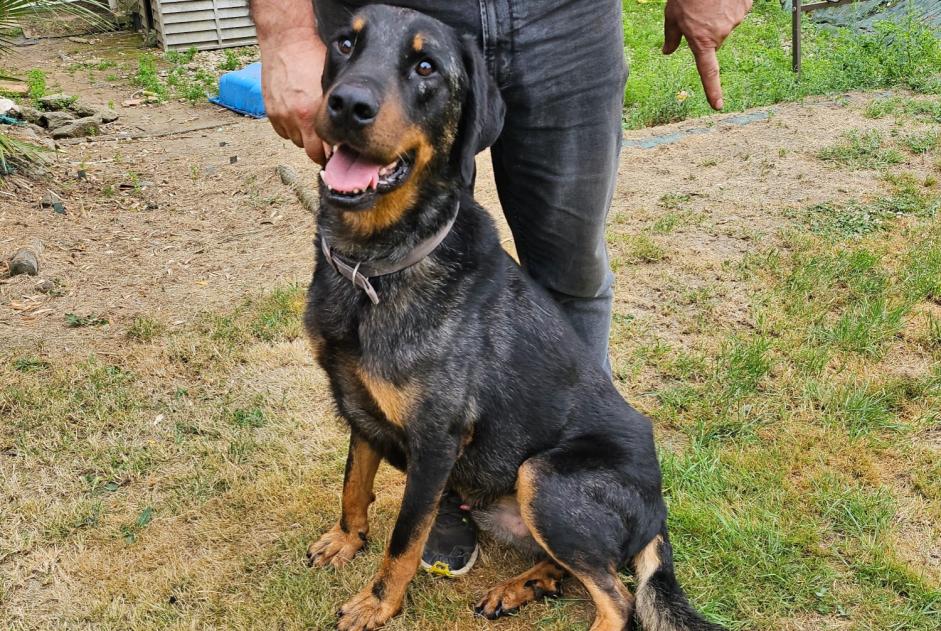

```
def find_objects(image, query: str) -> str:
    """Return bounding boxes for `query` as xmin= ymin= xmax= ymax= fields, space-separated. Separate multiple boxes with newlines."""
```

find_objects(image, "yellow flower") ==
xmin=676 ymin=90 xmax=689 ymax=103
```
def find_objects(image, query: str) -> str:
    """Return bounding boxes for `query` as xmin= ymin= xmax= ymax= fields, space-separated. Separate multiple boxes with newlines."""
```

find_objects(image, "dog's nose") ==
xmin=327 ymin=84 xmax=379 ymax=129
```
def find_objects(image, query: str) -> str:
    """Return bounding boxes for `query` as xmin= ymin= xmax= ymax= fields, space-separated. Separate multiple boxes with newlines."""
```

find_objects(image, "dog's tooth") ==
xmin=368 ymin=175 xmax=378 ymax=190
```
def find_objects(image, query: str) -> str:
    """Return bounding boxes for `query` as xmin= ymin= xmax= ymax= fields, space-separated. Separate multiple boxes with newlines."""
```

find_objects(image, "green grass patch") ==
xmin=903 ymin=130 xmax=940 ymax=154
xmin=620 ymin=234 xmax=667 ymax=263
xmin=132 ymin=53 xmax=168 ymax=100
xmin=126 ymin=315 xmax=165 ymax=342
xmin=25 ymin=69 xmax=46 ymax=101
xmin=818 ymin=129 xmax=904 ymax=170
xmin=623 ymin=1 xmax=941 ymax=128
xmin=796 ymin=176 xmax=939 ymax=239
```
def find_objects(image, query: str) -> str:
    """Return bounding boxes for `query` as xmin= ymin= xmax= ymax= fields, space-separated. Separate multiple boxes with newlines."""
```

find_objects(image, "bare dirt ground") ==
xmin=1 ymin=37 xmax=918 ymax=356
xmin=2 ymin=34 xmax=939 ymax=631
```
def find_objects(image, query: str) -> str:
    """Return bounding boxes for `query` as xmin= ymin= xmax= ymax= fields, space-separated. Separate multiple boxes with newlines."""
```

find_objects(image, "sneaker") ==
xmin=420 ymin=491 xmax=479 ymax=578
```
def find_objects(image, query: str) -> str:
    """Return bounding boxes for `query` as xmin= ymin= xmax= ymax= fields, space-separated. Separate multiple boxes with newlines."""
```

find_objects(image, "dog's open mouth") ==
xmin=320 ymin=144 xmax=413 ymax=208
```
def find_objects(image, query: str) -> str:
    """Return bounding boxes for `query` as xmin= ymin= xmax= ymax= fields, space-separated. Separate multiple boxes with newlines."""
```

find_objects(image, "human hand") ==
xmin=662 ymin=0 xmax=753 ymax=110
xmin=259 ymin=36 xmax=329 ymax=164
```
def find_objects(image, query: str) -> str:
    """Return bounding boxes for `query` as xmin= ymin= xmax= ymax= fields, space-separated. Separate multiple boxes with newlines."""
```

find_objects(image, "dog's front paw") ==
xmin=336 ymin=585 xmax=401 ymax=631
xmin=307 ymin=524 xmax=366 ymax=568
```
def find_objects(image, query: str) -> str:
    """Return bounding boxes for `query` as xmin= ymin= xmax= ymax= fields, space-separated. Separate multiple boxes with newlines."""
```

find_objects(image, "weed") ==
xmin=132 ymin=54 xmax=168 ymax=100
xmin=230 ymin=407 xmax=266 ymax=429
xmin=659 ymin=192 xmax=691 ymax=210
xmin=165 ymin=46 xmax=197 ymax=65
xmin=902 ymin=130 xmax=940 ymax=154
xmin=219 ymin=49 xmax=241 ymax=71
xmin=25 ymin=69 xmax=46 ymax=101
xmin=64 ymin=313 xmax=109 ymax=328
xmin=12 ymin=356 xmax=49 ymax=372
xmin=818 ymin=129 xmax=904 ymax=170
xmin=864 ymin=97 xmax=902 ymax=119
xmin=797 ymin=179 xmax=939 ymax=239
xmin=121 ymin=506 xmax=155 ymax=544
xmin=126 ymin=316 xmax=165 ymax=342
xmin=622 ymin=234 xmax=667 ymax=263
xmin=653 ymin=212 xmax=683 ymax=234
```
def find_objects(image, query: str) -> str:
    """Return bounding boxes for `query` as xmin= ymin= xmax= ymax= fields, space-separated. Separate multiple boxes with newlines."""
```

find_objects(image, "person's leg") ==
xmin=490 ymin=0 xmax=627 ymax=374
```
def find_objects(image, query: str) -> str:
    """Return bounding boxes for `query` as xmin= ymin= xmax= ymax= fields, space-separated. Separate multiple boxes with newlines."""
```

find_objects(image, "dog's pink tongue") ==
xmin=322 ymin=145 xmax=381 ymax=192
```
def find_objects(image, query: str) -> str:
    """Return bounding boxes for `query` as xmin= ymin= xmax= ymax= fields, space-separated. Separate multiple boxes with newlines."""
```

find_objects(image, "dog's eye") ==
xmin=337 ymin=37 xmax=354 ymax=55
xmin=415 ymin=59 xmax=435 ymax=77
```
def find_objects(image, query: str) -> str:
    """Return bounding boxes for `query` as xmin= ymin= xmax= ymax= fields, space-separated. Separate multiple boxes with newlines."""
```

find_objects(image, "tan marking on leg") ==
xmin=412 ymin=33 xmax=424 ymax=52
xmin=517 ymin=461 xmax=632 ymax=631
xmin=307 ymin=439 xmax=380 ymax=568
xmin=338 ymin=511 xmax=436 ymax=630
xmin=476 ymin=560 xmax=566 ymax=618
xmin=356 ymin=366 xmax=418 ymax=427
xmin=341 ymin=438 xmax=382 ymax=534
xmin=583 ymin=573 xmax=634 ymax=631
xmin=352 ymin=16 xmax=365 ymax=32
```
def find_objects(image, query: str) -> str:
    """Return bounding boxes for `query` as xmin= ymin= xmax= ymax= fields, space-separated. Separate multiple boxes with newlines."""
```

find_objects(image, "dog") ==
xmin=302 ymin=5 xmax=725 ymax=631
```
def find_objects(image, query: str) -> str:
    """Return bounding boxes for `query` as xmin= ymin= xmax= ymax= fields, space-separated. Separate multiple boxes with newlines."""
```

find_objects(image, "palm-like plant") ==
xmin=0 ymin=0 xmax=110 ymax=173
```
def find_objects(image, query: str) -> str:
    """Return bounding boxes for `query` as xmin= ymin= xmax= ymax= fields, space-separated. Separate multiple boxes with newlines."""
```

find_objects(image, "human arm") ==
xmin=250 ymin=0 xmax=328 ymax=164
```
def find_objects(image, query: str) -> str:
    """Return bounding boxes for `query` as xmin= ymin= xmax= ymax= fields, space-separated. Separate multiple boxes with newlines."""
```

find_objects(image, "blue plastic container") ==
xmin=209 ymin=62 xmax=266 ymax=118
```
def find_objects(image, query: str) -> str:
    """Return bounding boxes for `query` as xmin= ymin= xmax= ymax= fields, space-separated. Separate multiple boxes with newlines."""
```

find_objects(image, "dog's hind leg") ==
xmin=516 ymin=458 xmax=637 ymax=631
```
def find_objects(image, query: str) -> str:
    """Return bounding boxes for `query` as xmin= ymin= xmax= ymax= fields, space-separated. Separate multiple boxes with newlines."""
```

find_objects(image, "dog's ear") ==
xmin=454 ymin=35 xmax=505 ymax=188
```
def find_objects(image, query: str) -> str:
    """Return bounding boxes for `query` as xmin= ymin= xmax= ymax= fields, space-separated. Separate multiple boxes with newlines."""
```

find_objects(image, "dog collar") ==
xmin=319 ymin=203 xmax=459 ymax=305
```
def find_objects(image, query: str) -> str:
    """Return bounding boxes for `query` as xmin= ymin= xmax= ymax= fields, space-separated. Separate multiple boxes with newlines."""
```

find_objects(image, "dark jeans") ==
xmin=315 ymin=1 xmax=626 ymax=373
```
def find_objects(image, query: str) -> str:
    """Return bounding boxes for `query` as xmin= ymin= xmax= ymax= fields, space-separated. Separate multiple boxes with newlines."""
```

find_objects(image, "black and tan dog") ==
xmin=303 ymin=5 xmax=724 ymax=631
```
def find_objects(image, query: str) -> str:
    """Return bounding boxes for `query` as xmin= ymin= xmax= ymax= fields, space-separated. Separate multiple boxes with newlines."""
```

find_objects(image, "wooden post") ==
xmin=792 ymin=0 xmax=802 ymax=74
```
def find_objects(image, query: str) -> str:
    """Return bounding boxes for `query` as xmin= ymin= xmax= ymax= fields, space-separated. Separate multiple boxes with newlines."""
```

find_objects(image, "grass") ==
xmin=623 ymin=0 xmax=941 ymax=128
xmin=6 ymin=165 xmax=940 ymax=628
xmin=818 ymin=129 xmax=904 ymax=170
xmin=3 ymin=9 xmax=941 ymax=629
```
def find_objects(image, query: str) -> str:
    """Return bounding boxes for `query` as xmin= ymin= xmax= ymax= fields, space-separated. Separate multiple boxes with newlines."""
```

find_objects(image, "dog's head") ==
xmin=315 ymin=5 xmax=504 ymax=236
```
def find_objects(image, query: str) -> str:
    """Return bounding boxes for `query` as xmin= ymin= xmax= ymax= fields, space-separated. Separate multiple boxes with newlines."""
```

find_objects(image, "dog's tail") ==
xmin=632 ymin=526 xmax=726 ymax=631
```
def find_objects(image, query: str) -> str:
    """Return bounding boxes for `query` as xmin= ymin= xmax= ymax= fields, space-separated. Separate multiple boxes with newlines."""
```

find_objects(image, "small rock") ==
xmin=39 ymin=110 xmax=77 ymax=130
xmin=67 ymin=36 xmax=91 ymax=44
xmin=38 ymin=93 xmax=77 ymax=111
xmin=229 ymin=155 xmax=238 ymax=164
xmin=9 ymin=242 xmax=42 ymax=277
xmin=69 ymin=103 xmax=98 ymax=117
xmin=40 ymin=190 xmax=61 ymax=207
xmin=19 ymin=105 xmax=43 ymax=125
xmin=97 ymin=109 xmax=119 ymax=124
xmin=41 ymin=191 xmax=63 ymax=210
xmin=144 ymin=201 xmax=159 ymax=211
xmin=35 ymin=278 xmax=56 ymax=294
xmin=51 ymin=115 xmax=101 ymax=139
xmin=0 ymin=97 xmax=19 ymax=117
